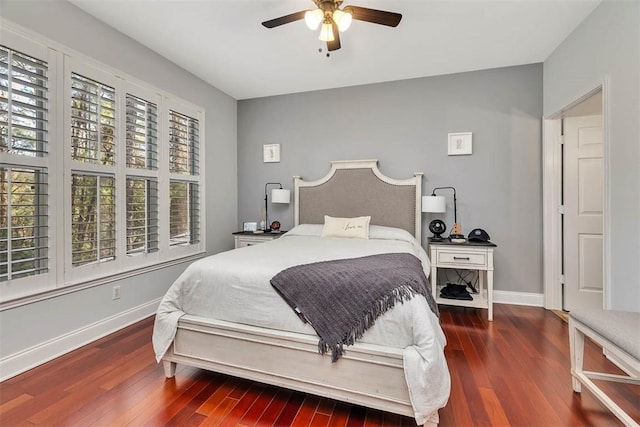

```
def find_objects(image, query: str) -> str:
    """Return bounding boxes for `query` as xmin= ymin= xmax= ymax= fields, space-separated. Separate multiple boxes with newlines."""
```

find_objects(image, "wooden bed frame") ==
xmin=161 ymin=160 xmax=438 ymax=425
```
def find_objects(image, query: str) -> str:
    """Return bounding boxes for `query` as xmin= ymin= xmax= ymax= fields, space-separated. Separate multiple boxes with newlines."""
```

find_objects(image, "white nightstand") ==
xmin=429 ymin=240 xmax=496 ymax=321
xmin=233 ymin=231 xmax=285 ymax=249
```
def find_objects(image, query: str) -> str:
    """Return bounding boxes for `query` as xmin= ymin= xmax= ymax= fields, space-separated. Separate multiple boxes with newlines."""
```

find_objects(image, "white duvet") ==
xmin=152 ymin=224 xmax=450 ymax=424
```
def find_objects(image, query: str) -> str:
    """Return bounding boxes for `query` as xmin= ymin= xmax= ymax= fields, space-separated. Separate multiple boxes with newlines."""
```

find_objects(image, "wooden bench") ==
xmin=569 ymin=309 xmax=640 ymax=427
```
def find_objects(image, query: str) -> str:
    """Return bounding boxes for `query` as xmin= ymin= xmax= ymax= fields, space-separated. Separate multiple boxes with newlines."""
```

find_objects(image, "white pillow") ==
xmin=368 ymin=225 xmax=416 ymax=244
xmin=285 ymin=224 xmax=324 ymax=237
xmin=321 ymin=215 xmax=371 ymax=239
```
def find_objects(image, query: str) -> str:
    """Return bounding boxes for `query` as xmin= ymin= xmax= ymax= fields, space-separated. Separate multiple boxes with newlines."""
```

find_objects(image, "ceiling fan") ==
xmin=261 ymin=0 xmax=402 ymax=53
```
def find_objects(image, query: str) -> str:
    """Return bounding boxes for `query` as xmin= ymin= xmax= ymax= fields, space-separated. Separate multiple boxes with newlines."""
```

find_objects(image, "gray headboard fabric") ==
xmin=294 ymin=160 xmax=423 ymax=246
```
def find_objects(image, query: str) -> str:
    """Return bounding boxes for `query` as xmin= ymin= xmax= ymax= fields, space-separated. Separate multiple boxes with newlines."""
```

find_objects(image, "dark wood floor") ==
xmin=1 ymin=304 xmax=638 ymax=426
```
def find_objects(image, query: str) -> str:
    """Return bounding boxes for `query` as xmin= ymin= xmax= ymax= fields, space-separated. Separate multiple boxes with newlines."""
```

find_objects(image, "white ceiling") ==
xmin=69 ymin=0 xmax=601 ymax=100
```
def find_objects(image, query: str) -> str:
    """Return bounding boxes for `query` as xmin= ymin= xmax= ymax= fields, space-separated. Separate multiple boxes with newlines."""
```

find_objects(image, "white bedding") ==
xmin=152 ymin=224 xmax=450 ymax=424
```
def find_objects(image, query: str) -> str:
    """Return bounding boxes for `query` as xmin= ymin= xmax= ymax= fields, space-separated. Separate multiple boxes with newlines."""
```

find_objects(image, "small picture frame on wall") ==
xmin=243 ymin=221 xmax=258 ymax=232
xmin=448 ymin=132 xmax=473 ymax=155
xmin=263 ymin=144 xmax=280 ymax=163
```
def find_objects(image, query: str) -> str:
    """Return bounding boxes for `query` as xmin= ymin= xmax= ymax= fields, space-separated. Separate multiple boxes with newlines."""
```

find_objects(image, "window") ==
xmin=68 ymin=69 xmax=118 ymax=275
xmin=125 ymin=93 xmax=159 ymax=257
xmin=0 ymin=44 xmax=50 ymax=284
xmin=1 ymin=26 xmax=205 ymax=303
xmin=168 ymin=109 xmax=200 ymax=248
xmin=64 ymin=64 xmax=204 ymax=281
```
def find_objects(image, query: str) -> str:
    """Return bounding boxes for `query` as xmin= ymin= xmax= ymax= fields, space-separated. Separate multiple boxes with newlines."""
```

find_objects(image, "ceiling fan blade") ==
xmin=327 ymin=20 xmax=341 ymax=51
xmin=345 ymin=6 xmax=402 ymax=27
xmin=261 ymin=10 xmax=307 ymax=28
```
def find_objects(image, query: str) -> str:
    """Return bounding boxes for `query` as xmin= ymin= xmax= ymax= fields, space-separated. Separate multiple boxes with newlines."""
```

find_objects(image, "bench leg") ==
xmin=569 ymin=317 xmax=584 ymax=393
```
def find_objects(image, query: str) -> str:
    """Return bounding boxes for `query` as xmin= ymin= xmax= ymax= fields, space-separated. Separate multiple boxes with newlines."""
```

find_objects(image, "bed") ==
xmin=152 ymin=159 xmax=450 ymax=426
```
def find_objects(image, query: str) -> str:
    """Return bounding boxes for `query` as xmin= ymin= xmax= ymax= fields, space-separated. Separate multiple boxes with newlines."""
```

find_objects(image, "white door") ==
xmin=563 ymin=114 xmax=604 ymax=311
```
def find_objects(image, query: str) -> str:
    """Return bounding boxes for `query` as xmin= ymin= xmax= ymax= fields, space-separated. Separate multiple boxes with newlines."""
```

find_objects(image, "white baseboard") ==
xmin=0 ymin=298 xmax=161 ymax=382
xmin=0 ymin=291 xmax=544 ymax=382
xmin=493 ymin=290 xmax=544 ymax=307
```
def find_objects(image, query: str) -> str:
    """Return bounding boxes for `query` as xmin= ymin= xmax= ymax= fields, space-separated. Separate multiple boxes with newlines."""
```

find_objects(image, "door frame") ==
xmin=542 ymin=80 xmax=611 ymax=310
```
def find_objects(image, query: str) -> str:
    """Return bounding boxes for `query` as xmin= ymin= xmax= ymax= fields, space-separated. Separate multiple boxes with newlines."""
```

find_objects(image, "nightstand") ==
xmin=429 ymin=240 xmax=496 ymax=321
xmin=233 ymin=231 xmax=285 ymax=249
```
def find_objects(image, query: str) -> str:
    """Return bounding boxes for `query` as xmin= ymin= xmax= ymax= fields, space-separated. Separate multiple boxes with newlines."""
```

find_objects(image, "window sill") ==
xmin=0 ymin=252 xmax=206 ymax=311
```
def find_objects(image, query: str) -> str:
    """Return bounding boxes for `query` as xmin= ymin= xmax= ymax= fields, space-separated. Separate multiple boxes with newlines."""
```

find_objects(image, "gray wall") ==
xmin=238 ymin=64 xmax=543 ymax=295
xmin=0 ymin=1 xmax=237 ymax=358
xmin=544 ymin=0 xmax=639 ymax=311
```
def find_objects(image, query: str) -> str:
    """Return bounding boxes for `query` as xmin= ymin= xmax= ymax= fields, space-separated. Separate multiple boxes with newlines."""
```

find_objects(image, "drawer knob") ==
xmin=454 ymin=256 xmax=470 ymax=260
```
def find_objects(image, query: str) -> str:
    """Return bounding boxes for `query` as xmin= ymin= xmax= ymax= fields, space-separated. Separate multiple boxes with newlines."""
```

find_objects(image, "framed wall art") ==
xmin=263 ymin=144 xmax=280 ymax=163
xmin=448 ymin=132 xmax=473 ymax=156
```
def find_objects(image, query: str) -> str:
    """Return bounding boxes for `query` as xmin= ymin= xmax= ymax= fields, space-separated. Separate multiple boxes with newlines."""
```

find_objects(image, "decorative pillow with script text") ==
xmin=321 ymin=215 xmax=371 ymax=239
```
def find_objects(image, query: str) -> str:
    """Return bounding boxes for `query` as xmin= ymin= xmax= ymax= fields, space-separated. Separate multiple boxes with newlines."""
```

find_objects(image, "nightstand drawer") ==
xmin=233 ymin=232 xmax=285 ymax=249
xmin=237 ymin=239 xmax=261 ymax=248
xmin=437 ymin=250 xmax=486 ymax=267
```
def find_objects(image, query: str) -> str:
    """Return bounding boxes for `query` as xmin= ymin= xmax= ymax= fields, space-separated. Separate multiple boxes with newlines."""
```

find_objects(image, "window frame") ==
xmin=64 ymin=59 xmax=122 ymax=284
xmin=0 ymin=30 xmax=59 ymax=301
xmin=120 ymin=82 xmax=164 ymax=270
xmin=163 ymin=98 xmax=204 ymax=259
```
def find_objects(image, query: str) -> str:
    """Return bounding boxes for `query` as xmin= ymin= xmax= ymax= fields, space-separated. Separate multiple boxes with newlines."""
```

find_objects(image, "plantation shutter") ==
xmin=168 ymin=110 xmax=199 ymax=175
xmin=126 ymin=94 xmax=158 ymax=170
xmin=168 ymin=108 xmax=200 ymax=248
xmin=126 ymin=177 xmax=159 ymax=254
xmin=0 ymin=45 xmax=49 ymax=156
xmin=0 ymin=167 xmax=48 ymax=280
xmin=1 ymin=32 xmax=207 ymax=301
xmin=70 ymin=73 xmax=116 ymax=165
xmin=69 ymin=69 xmax=117 ymax=269
xmin=0 ymin=45 xmax=50 ymax=282
xmin=169 ymin=181 xmax=199 ymax=246
xmin=71 ymin=174 xmax=116 ymax=266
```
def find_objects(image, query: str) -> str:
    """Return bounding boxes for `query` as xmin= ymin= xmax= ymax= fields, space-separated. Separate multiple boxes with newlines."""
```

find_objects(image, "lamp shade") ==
xmin=319 ymin=22 xmax=335 ymax=42
xmin=422 ymin=195 xmax=446 ymax=213
xmin=271 ymin=188 xmax=290 ymax=204
xmin=332 ymin=9 xmax=352 ymax=32
xmin=305 ymin=9 xmax=323 ymax=30
xmin=304 ymin=9 xmax=324 ymax=30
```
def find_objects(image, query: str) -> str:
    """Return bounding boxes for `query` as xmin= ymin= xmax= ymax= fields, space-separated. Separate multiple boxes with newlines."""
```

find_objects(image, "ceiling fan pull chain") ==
xmin=317 ymin=47 xmax=331 ymax=58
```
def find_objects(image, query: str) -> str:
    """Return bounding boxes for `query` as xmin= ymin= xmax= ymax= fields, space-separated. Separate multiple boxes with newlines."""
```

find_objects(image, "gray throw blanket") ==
xmin=270 ymin=252 xmax=438 ymax=362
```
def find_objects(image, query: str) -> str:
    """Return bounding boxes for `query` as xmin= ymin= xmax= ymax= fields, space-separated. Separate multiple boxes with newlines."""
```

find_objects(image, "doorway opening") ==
xmin=543 ymin=85 xmax=609 ymax=312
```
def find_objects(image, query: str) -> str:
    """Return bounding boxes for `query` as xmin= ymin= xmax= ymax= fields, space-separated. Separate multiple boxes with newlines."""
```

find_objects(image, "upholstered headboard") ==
xmin=294 ymin=160 xmax=423 ymax=245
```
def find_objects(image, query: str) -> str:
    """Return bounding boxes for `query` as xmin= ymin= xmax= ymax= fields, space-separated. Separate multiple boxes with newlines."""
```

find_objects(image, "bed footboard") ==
xmin=161 ymin=315 xmax=436 ymax=422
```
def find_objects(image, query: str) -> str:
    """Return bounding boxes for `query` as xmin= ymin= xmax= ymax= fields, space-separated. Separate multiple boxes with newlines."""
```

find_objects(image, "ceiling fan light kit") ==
xmin=262 ymin=0 xmax=402 ymax=52
xmin=307 ymin=8 xmax=351 ymax=41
